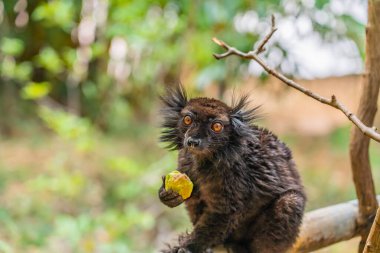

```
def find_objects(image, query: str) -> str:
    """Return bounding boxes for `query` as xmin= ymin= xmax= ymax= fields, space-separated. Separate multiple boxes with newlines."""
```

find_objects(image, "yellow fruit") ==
xmin=165 ymin=171 xmax=193 ymax=200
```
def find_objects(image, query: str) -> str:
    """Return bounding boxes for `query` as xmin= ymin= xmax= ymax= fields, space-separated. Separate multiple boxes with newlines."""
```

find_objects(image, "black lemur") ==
xmin=158 ymin=85 xmax=306 ymax=253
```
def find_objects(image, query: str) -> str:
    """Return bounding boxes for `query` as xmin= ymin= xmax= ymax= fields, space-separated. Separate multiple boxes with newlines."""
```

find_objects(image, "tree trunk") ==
xmin=363 ymin=207 xmax=380 ymax=253
xmin=349 ymin=0 xmax=380 ymax=251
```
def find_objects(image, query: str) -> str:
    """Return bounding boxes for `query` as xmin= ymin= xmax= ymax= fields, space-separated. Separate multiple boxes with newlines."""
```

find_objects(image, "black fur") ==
xmin=160 ymin=85 xmax=188 ymax=150
xmin=158 ymin=85 xmax=306 ymax=253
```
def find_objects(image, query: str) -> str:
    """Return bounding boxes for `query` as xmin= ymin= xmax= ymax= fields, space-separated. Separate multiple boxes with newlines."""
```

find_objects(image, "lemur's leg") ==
xmin=164 ymin=211 xmax=235 ymax=253
xmin=247 ymin=190 xmax=305 ymax=253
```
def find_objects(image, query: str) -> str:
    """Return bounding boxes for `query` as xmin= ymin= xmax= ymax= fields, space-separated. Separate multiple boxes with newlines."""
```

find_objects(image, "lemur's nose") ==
xmin=186 ymin=137 xmax=201 ymax=147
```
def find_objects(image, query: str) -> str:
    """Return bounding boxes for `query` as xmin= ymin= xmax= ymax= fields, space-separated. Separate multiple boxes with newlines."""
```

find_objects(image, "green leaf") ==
xmin=62 ymin=47 xmax=77 ymax=69
xmin=35 ymin=47 xmax=64 ymax=74
xmin=0 ymin=59 xmax=32 ymax=81
xmin=315 ymin=0 xmax=330 ymax=9
xmin=15 ymin=62 xmax=33 ymax=81
xmin=0 ymin=57 xmax=16 ymax=78
xmin=21 ymin=82 xmax=51 ymax=100
xmin=0 ymin=37 xmax=24 ymax=56
xmin=32 ymin=0 xmax=76 ymax=30
xmin=91 ymin=42 xmax=107 ymax=59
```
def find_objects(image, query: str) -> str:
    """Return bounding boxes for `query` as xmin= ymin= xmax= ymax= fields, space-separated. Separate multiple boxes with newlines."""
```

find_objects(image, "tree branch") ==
xmin=290 ymin=197 xmax=379 ymax=253
xmin=254 ymin=14 xmax=277 ymax=55
xmin=215 ymin=197 xmax=380 ymax=253
xmin=212 ymin=17 xmax=380 ymax=143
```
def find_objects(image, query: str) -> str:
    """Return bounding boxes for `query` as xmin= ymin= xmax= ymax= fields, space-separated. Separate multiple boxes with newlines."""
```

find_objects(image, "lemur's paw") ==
xmin=158 ymin=176 xmax=184 ymax=208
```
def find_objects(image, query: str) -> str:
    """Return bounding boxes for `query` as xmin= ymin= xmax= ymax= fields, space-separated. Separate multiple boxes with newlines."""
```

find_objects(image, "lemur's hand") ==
xmin=159 ymin=176 xmax=184 ymax=208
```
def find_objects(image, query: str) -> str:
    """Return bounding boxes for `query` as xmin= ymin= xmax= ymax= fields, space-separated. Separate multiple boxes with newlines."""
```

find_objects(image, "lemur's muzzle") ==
xmin=186 ymin=137 xmax=201 ymax=148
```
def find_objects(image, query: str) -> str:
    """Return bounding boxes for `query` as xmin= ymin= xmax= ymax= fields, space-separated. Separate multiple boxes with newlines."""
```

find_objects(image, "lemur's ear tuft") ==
xmin=230 ymin=94 xmax=260 ymax=136
xmin=159 ymin=84 xmax=188 ymax=150
xmin=160 ymin=84 xmax=187 ymax=111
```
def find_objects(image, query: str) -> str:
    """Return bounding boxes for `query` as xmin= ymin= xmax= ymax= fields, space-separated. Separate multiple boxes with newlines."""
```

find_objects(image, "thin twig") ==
xmin=212 ymin=17 xmax=380 ymax=143
xmin=254 ymin=14 xmax=277 ymax=55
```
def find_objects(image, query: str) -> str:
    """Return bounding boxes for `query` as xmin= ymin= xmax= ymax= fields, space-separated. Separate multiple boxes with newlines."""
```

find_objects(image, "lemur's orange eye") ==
xmin=211 ymin=122 xmax=223 ymax=133
xmin=183 ymin=115 xmax=192 ymax=125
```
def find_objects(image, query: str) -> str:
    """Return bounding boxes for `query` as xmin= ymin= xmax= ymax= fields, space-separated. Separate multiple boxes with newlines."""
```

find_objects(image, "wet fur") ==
xmin=159 ymin=85 xmax=306 ymax=253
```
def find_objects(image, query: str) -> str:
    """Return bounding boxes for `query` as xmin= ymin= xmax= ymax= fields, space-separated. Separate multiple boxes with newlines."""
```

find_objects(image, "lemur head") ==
xmin=160 ymin=85 xmax=259 ymax=156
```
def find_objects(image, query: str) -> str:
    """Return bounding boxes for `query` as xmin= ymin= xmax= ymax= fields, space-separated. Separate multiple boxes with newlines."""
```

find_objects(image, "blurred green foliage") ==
xmin=0 ymin=122 xmax=188 ymax=252
xmin=1 ymin=37 xmax=24 ymax=56
xmin=1 ymin=121 xmax=379 ymax=252
xmin=22 ymin=82 xmax=51 ymax=99
xmin=0 ymin=0 xmax=365 ymax=133
xmin=39 ymin=106 xmax=96 ymax=151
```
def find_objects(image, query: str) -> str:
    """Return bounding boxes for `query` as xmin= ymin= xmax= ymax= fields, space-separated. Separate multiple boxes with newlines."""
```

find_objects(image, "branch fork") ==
xmin=212 ymin=15 xmax=380 ymax=143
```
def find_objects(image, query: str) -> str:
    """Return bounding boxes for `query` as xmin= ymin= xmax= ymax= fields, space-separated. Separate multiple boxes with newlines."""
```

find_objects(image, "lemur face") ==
xmin=160 ymin=85 xmax=260 ymax=156
xmin=179 ymin=98 xmax=231 ymax=156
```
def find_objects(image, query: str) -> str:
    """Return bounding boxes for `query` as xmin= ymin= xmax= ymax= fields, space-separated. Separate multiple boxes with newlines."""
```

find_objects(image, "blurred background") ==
xmin=0 ymin=0 xmax=379 ymax=252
